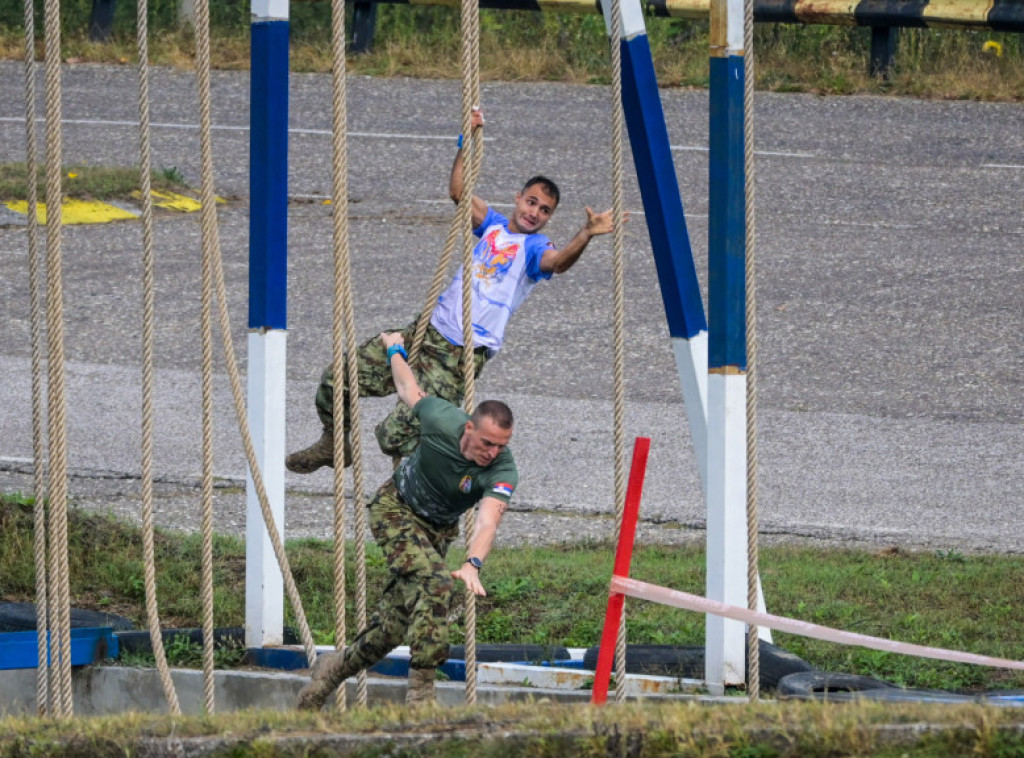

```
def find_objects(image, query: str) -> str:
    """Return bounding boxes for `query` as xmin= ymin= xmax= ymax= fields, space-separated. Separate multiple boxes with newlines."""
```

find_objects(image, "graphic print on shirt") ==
xmin=474 ymin=228 xmax=520 ymax=288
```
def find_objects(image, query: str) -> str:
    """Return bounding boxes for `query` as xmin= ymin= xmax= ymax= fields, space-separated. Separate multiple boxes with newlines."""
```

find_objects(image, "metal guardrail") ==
xmin=360 ymin=0 xmax=1024 ymax=29
xmin=348 ymin=0 xmax=1023 ymax=76
xmin=86 ymin=0 xmax=1022 ymax=75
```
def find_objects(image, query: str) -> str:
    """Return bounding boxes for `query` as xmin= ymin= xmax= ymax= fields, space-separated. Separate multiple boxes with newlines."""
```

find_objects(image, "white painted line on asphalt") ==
xmin=829 ymin=220 xmax=920 ymax=229
xmin=1 ymin=116 xmax=491 ymax=142
xmin=982 ymin=163 xmax=1024 ymax=170
xmin=758 ymin=150 xmax=817 ymax=158
xmin=670 ymin=143 xmax=816 ymax=159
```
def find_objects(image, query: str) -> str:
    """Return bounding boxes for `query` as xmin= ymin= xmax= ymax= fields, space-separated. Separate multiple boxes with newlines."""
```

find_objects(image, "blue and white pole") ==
xmin=599 ymin=0 xmax=709 ymax=485
xmin=245 ymin=0 xmax=289 ymax=649
xmin=705 ymin=0 xmax=749 ymax=692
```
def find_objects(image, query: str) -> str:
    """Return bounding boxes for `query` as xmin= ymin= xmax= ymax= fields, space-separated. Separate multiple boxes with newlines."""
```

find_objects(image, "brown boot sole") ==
xmin=285 ymin=453 xmax=334 ymax=474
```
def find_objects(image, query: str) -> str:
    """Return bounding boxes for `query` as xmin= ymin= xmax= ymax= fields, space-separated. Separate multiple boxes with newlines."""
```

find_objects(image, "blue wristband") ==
xmin=457 ymin=133 xmax=464 ymax=150
xmin=387 ymin=344 xmax=408 ymax=364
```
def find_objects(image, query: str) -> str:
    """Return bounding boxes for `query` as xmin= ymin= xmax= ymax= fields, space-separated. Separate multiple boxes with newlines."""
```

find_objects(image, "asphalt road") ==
xmin=1 ymin=62 xmax=1022 ymax=552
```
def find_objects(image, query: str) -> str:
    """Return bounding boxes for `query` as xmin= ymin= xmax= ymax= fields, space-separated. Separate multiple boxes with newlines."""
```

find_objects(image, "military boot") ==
xmin=406 ymin=667 xmax=436 ymax=705
xmin=296 ymin=649 xmax=359 ymax=711
xmin=285 ymin=428 xmax=352 ymax=474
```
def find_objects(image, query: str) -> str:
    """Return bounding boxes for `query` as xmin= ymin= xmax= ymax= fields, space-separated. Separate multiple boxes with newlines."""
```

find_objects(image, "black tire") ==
xmin=0 ymin=602 xmax=134 ymax=632
xmin=115 ymin=626 xmax=301 ymax=655
xmin=753 ymin=640 xmax=818 ymax=689
xmin=777 ymin=671 xmax=899 ymax=700
xmin=583 ymin=645 xmax=704 ymax=678
xmin=447 ymin=644 xmax=571 ymax=663
xmin=582 ymin=638 xmax=814 ymax=690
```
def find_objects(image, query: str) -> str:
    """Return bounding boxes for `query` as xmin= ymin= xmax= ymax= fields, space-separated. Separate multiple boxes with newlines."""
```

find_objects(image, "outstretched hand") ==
xmin=451 ymin=564 xmax=487 ymax=597
xmin=585 ymin=206 xmax=630 ymax=237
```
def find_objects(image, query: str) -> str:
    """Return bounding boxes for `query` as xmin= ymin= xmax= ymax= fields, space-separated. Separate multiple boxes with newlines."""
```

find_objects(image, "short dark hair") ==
xmin=521 ymin=175 xmax=560 ymax=208
xmin=471 ymin=400 xmax=514 ymax=430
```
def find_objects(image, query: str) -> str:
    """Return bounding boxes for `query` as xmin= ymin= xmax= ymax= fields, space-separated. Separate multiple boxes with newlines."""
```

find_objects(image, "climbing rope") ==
xmin=328 ymin=0 xmax=350 ymax=709
xmin=191 ymin=0 xmax=319 ymax=671
xmin=328 ymin=0 xmax=372 ymax=709
xmin=607 ymin=0 xmax=630 ymax=706
xmin=136 ymin=0 xmax=183 ymax=715
xmin=42 ymin=0 xmax=73 ymax=716
xmin=22 ymin=0 xmax=50 ymax=718
xmin=743 ymin=0 xmax=761 ymax=703
xmin=457 ymin=0 xmax=484 ymax=705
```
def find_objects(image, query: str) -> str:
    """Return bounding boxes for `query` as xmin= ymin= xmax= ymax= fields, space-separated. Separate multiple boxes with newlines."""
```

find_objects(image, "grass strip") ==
xmin=0 ymin=163 xmax=188 ymax=203
xmin=1 ymin=701 xmax=1024 ymax=757
xmin=2 ymin=492 xmax=1023 ymax=692
xmin=0 ymin=8 xmax=1022 ymax=101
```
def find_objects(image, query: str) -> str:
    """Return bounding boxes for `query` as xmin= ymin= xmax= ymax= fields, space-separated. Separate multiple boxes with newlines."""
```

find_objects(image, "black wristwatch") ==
xmin=465 ymin=556 xmax=483 ymax=571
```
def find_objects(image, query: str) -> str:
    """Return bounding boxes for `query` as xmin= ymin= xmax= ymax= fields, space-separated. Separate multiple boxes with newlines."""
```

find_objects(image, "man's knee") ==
xmin=408 ymin=591 xmax=453 ymax=669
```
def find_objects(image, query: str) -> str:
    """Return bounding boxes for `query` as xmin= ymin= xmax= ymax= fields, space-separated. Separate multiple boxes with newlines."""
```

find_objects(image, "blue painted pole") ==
xmin=705 ymin=0 xmax=749 ymax=692
xmin=246 ymin=0 xmax=289 ymax=649
xmin=601 ymin=0 xmax=709 ymax=487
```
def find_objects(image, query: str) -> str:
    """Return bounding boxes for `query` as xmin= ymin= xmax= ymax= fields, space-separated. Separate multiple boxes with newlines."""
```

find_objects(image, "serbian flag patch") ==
xmin=492 ymin=482 xmax=514 ymax=497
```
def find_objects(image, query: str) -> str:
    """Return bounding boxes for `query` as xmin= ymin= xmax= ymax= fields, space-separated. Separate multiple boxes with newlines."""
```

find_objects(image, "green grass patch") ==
xmin=3 ymin=493 xmax=1024 ymax=692
xmin=0 ymin=163 xmax=189 ymax=202
xmin=1 ymin=700 xmax=1024 ymax=757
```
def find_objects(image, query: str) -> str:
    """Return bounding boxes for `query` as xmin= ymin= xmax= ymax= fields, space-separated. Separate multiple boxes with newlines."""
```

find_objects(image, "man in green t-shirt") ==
xmin=296 ymin=332 xmax=518 ymax=710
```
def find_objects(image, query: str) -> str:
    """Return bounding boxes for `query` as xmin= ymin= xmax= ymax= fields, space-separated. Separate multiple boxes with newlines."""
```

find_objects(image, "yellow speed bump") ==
xmin=5 ymin=199 xmax=139 ymax=225
xmin=141 ymin=189 xmax=226 ymax=212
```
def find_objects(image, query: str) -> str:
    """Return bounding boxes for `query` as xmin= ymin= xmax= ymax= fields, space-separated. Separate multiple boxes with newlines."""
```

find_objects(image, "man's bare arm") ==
xmin=540 ymin=206 xmax=629 ymax=274
xmin=450 ymin=496 xmax=507 ymax=597
xmin=380 ymin=332 xmax=426 ymax=409
xmin=449 ymin=107 xmax=489 ymax=229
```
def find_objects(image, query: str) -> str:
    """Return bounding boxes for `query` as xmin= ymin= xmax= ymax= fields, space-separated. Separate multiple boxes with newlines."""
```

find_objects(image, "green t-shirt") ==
xmin=393 ymin=396 xmax=518 ymax=526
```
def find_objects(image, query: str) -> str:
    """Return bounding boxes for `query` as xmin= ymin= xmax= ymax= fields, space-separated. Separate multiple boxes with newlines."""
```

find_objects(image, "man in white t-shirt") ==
xmin=286 ymin=108 xmax=625 ymax=471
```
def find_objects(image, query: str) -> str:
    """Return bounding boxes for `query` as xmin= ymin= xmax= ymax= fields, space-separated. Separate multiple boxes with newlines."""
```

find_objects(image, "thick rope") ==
xmin=607 ymin=0 xmax=629 ymax=706
xmin=407 ymin=0 xmax=484 ymax=365
xmin=743 ymin=0 xmax=761 ymax=703
xmin=136 ymin=0 xmax=183 ymax=715
xmin=22 ymin=0 xmax=50 ymax=717
xmin=326 ymin=0 xmax=368 ymax=709
xmin=191 ymin=0 xmax=319 ymax=669
xmin=458 ymin=0 xmax=483 ymax=705
xmin=42 ymin=0 xmax=73 ymax=716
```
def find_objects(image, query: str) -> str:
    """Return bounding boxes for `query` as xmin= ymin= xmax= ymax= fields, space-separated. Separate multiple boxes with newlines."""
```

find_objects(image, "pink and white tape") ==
xmin=611 ymin=575 xmax=1024 ymax=671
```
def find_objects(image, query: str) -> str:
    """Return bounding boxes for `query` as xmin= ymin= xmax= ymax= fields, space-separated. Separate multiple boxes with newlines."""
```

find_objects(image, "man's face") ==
xmin=509 ymin=183 xmax=557 ymax=235
xmin=460 ymin=416 xmax=513 ymax=466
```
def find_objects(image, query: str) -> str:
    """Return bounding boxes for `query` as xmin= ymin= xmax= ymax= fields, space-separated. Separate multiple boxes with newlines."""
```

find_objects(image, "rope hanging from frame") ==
xmin=136 ymin=0 xmax=183 ymax=715
xmin=743 ymin=0 xmax=762 ymax=703
xmin=605 ymin=0 xmax=630 ymax=707
xmin=42 ymin=0 xmax=73 ymax=717
xmin=22 ymin=0 xmax=50 ymax=718
xmin=328 ymin=0 xmax=373 ymax=709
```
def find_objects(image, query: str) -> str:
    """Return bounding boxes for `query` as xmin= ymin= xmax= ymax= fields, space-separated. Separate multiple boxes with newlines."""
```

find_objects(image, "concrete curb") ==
xmin=0 ymin=665 xmax=737 ymax=717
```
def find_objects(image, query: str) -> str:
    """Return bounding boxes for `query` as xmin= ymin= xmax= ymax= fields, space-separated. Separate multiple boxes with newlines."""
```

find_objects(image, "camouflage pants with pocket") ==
xmin=314 ymin=316 xmax=488 ymax=459
xmin=339 ymin=481 xmax=461 ymax=672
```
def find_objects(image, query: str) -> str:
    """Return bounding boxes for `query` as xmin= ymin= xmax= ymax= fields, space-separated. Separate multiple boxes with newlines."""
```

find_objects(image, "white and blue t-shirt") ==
xmin=431 ymin=207 xmax=553 ymax=354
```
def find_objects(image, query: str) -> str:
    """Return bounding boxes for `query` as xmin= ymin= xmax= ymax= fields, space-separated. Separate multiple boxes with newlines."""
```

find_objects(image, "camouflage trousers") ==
xmin=314 ymin=317 xmax=488 ymax=459
xmin=339 ymin=481 xmax=461 ymax=672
